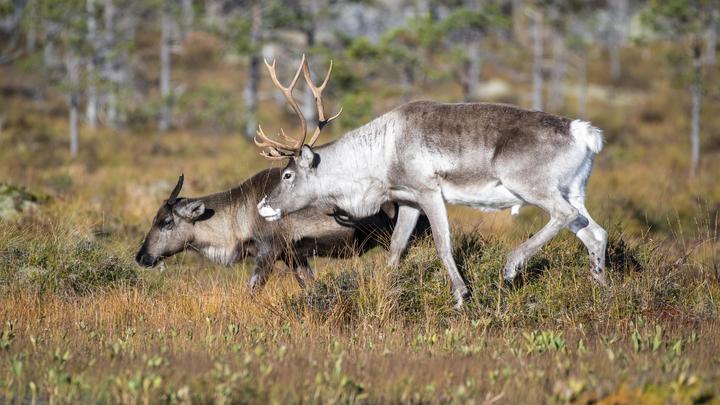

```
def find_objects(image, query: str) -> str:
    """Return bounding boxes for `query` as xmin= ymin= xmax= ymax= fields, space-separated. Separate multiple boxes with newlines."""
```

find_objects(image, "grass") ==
xmin=0 ymin=38 xmax=719 ymax=402
xmin=0 ymin=207 xmax=717 ymax=403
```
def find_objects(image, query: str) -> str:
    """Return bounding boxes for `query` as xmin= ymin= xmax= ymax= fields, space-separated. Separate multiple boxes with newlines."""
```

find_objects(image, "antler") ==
xmin=254 ymin=55 xmax=307 ymax=160
xmin=302 ymin=59 xmax=343 ymax=146
xmin=255 ymin=54 xmax=342 ymax=160
xmin=167 ymin=174 xmax=184 ymax=205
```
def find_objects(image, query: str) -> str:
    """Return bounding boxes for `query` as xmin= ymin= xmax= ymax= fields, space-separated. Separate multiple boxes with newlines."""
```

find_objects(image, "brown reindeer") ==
xmin=136 ymin=171 xmax=428 ymax=288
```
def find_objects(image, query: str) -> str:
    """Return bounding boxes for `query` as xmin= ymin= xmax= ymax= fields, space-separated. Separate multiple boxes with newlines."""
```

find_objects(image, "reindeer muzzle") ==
xmin=257 ymin=196 xmax=282 ymax=222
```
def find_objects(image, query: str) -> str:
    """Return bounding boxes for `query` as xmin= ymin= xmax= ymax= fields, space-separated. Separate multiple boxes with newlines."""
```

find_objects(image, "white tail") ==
xmin=570 ymin=119 xmax=604 ymax=154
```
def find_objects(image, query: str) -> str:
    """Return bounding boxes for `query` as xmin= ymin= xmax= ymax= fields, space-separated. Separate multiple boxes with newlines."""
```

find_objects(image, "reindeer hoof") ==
xmin=248 ymin=273 xmax=265 ymax=291
xmin=503 ymin=266 xmax=519 ymax=284
xmin=503 ymin=254 xmax=524 ymax=283
xmin=453 ymin=286 xmax=470 ymax=310
xmin=591 ymin=271 xmax=607 ymax=287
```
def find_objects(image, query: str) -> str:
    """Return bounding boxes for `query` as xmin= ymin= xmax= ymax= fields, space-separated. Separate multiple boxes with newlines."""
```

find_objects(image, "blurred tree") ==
xmin=210 ymin=0 xmax=269 ymax=139
xmin=543 ymin=0 xmax=598 ymax=114
xmin=440 ymin=1 xmax=508 ymax=102
xmin=0 ymin=0 xmax=28 ymax=64
xmin=643 ymin=0 xmax=720 ymax=177
xmin=266 ymin=0 xmax=337 ymax=125
xmin=158 ymin=0 xmax=179 ymax=132
xmin=180 ymin=0 xmax=193 ymax=38
xmin=530 ymin=5 xmax=543 ymax=109
xmin=564 ymin=2 xmax=597 ymax=119
xmin=545 ymin=4 xmax=566 ymax=112
xmin=607 ymin=0 xmax=628 ymax=81
xmin=243 ymin=1 xmax=262 ymax=140
xmin=64 ymin=52 xmax=81 ymax=156
xmin=102 ymin=0 xmax=137 ymax=130
xmin=705 ymin=8 xmax=718 ymax=64
xmin=85 ymin=0 xmax=99 ymax=129
xmin=35 ymin=0 xmax=87 ymax=157
xmin=344 ymin=14 xmax=438 ymax=102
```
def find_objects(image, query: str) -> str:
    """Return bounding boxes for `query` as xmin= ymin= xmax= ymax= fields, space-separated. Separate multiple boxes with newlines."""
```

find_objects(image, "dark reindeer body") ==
xmin=136 ymin=168 xmax=425 ymax=288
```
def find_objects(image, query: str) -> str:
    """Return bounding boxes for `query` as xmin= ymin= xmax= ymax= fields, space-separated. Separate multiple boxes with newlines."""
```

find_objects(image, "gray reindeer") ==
xmin=254 ymin=56 xmax=607 ymax=308
xmin=136 ymin=170 xmax=427 ymax=288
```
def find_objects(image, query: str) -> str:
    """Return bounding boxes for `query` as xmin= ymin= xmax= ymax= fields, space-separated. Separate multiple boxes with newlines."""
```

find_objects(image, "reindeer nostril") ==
xmin=135 ymin=253 xmax=156 ymax=267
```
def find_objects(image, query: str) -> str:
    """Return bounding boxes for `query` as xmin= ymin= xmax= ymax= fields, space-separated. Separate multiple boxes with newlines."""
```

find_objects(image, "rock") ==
xmin=0 ymin=183 xmax=43 ymax=220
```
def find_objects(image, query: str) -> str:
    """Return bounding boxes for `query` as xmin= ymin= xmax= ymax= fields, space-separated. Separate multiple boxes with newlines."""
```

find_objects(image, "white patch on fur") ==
xmin=202 ymin=246 xmax=237 ymax=266
xmin=440 ymin=180 xmax=523 ymax=212
xmin=570 ymin=120 xmax=604 ymax=154
xmin=257 ymin=197 xmax=282 ymax=221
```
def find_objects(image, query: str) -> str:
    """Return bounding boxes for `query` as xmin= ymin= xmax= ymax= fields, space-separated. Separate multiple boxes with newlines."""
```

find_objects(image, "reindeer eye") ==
xmin=283 ymin=172 xmax=293 ymax=180
xmin=161 ymin=217 xmax=174 ymax=230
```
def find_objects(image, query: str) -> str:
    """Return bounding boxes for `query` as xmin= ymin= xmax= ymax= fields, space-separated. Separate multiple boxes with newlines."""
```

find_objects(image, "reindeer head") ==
xmin=135 ymin=175 xmax=207 ymax=267
xmin=254 ymin=55 xmax=341 ymax=221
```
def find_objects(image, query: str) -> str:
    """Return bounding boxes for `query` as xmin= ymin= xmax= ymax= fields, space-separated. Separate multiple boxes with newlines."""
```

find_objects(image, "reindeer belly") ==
xmin=440 ymin=179 xmax=522 ymax=212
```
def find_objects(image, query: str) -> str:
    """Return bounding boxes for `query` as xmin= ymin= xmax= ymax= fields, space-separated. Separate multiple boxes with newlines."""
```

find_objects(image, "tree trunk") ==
xmin=104 ymin=0 xmax=118 ymax=129
xmin=609 ymin=41 xmax=621 ymax=81
xmin=159 ymin=4 xmax=173 ymax=132
xmin=69 ymin=91 xmax=79 ymax=157
xmin=577 ymin=50 xmax=588 ymax=119
xmin=243 ymin=2 xmax=261 ymax=140
xmin=465 ymin=40 xmax=482 ymax=101
xmin=400 ymin=65 xmax=414 ymax=102
xmin=204 ymin=0 xmax=223 ymax=29
xmin=25 ymin=2 xmax=36 ymax=53
xmin=512 ymin=0 xmax=526 ymax=44
xmin=531 ymin=9 xmax=543 ymax=110
xmin=547 ymin=31 xmax=566 ymax=112
xmin=301 ymin=27 xmax=316 ymax=126
xmin=608 ymin=0 xmax=627 ymax=81
xmin=690 ymin=39 xmax=703 ymax=177
xmin=705 ymin=13 xmax=717 ymax=65
xmin=64 ymin=54 xmax=81 ymax=157
xmin=181 ymin=0 xmax=194 ymax=35
xmin=85 ymin=0 xmax=99 ymax=129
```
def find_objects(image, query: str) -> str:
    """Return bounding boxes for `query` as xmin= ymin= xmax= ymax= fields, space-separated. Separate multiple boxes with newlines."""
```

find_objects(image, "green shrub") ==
xmin=0 ymin=215 xmax=138 ymax=295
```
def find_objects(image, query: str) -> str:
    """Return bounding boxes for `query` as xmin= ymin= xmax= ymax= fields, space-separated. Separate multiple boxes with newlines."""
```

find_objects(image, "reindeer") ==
xmin=135 ymin=170 xmax=427 ymax=288
xmin=253 ymin=56 xmax=608 ymax=308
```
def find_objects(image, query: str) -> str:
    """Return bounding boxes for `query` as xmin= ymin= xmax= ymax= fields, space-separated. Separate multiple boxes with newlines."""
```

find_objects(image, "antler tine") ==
xmin=261 ymin=55 xmax=308 ymax=152
xmin=254 ymin=126 xmax=293 ymax=151
xmin=302 ymin=58 xmax=343 ymax=146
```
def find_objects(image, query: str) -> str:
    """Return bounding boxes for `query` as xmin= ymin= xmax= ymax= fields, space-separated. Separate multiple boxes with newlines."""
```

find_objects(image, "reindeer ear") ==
xmin=297 ymin=145 xmax=318 ymax=169
xmin=173 ymin=199 xmax=205 ymax=221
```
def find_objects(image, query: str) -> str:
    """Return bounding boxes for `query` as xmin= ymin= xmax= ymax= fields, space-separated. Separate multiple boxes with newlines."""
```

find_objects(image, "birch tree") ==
xmin=36 ymin=0 xmax=87 ymax=157
xmin=158 ymin=0 xmax=177 ymax=132
xmin=643 ymin=0 xmax=720 ymax=177
xmin=531 ymin=6 xmax=543 ymax=110
xmin=85 ymin=0 xmax=99 ymax=129
xmin=64 ymin=52 xmax=81 ymax=156
xmin=243 ymin=1 xmax=262 ymax=140
xmin=0 ymin=0 xmax=28 ymax=64
xmin=441 ymin=2 xmax=507 ymax=102
xmin=607 ymin=0 xmax=628 ymax=81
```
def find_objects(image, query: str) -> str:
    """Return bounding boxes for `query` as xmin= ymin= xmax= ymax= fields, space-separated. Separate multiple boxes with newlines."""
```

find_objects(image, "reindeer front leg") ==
xmin=285 ymin=255 xmax=316 ymax=289
xmin=388 ymin=204 xmax=421 ymax=267
xmin=418 ymin=191 xmax=469 ymax=309
xmin=248 ymin=243 xmax=278 ymax=290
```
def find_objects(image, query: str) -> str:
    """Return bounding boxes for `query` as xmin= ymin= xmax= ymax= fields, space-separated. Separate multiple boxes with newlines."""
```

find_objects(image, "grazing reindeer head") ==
xmin=135 ymin=175 xmax=208 ymax=267
xmin=255 ymin=55 xmax=341 ymax=221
